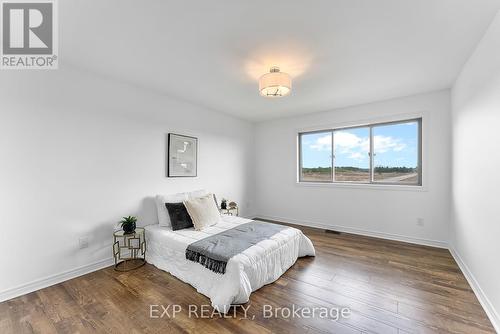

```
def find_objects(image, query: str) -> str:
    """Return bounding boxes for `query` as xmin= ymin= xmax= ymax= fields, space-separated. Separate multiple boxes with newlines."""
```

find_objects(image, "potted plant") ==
xmin=220 ymin=198 xmax=227 ymax=210
xmin=120 ymin=216 xmax=137 ymax=234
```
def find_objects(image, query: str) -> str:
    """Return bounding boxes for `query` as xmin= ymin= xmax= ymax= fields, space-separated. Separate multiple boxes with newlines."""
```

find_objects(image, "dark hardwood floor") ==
xmin=0 ymin=222 xmax=495 ymax=334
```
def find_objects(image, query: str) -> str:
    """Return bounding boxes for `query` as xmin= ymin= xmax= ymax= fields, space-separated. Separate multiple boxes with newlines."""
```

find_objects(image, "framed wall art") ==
xmin=167 ymin=133 xmax=198 ymax=177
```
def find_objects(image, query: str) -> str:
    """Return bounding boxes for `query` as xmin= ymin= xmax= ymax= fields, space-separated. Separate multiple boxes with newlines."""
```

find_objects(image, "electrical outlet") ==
xmin=417 ymin=218 xmax=425 ymax=227
xmin=79 ymin=236 xmax=89 ymax=249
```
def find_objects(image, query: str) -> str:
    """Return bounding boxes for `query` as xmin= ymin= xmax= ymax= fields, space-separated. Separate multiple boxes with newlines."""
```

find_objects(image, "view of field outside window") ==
xmin=333 ymin=127 xmax=370 ymax=182
xmin=300 ymin=131 xmax=332 ymax=181
xmin=300 ymin=119 xmax=420 ymax=185
xmin=373 ymin=121 xmax=419 ymax=184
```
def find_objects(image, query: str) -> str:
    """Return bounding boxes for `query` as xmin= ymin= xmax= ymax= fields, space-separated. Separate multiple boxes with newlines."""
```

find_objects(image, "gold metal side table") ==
xmin=219 ymin=206 xmax=239 ymax=216
xmin=113 ymin=228 xmax=146 ymax=272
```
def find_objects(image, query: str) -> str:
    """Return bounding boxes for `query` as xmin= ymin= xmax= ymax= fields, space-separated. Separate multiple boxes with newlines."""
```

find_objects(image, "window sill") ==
xmin=295 ymin=181 xmax=427 ymax=192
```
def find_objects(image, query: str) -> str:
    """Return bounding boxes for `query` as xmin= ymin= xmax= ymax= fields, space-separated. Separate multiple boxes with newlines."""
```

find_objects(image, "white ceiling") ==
xmin=61 ymin=0 xmax=500 ymax=122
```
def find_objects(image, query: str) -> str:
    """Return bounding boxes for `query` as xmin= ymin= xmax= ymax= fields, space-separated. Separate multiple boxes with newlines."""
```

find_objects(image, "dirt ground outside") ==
xmin=301 ymin=171 xmax=418 ymax=183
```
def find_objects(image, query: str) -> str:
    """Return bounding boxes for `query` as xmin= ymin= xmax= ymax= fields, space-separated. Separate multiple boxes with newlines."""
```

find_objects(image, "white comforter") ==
xmin=144 ymin=216 xmax=315 ymax=312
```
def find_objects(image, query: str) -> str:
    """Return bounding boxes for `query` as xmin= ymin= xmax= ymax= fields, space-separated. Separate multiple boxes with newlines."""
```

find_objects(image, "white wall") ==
xmin=451 ymin=10 xmax=500 ymax=330
xmin=255 ymin=90 xmax=451 ymax=246
xmin=0 ymin=66 xmax=255 ymax=298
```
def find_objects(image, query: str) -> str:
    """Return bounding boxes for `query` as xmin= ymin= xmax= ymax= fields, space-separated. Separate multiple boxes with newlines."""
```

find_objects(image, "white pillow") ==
xmin=188 ymin=189 xmax=220 ymax=208
xmin=188 ymin=189 xmax=208 ymax=199
xmin=183 ymin=193 xmax=221 ymax=231
xmin=155 ymin=192 xmax=188 ymax=228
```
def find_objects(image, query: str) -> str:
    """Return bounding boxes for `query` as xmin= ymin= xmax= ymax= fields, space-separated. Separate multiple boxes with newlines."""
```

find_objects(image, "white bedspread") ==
xmin=144 ymin=216 xmax=315 ymax=312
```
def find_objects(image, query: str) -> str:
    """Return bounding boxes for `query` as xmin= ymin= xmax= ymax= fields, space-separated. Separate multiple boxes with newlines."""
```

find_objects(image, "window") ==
xmin=372 ymin=121 xmax=420 ymax=184
xmin=299 ymin=131 xmax=332 ymax=182
xmin=299 ymin=118 xmax=422 ymax=186
xmin=334 ymin=127 xmax=370 ymax=182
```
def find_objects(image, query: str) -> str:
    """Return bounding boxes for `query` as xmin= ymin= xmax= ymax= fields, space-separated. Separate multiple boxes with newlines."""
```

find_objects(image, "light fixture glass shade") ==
xmin=259 ymin=67 xmax=291 ymax=97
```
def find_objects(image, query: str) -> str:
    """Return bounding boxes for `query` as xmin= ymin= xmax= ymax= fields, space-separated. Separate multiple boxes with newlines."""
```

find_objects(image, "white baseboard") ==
xmin=255 ymin=214 xmax=449 ymax=249
xmin=0 ymin=257 xmax=114 ymax=303
xmin=449 ymin=247 xmax=500 ymax=333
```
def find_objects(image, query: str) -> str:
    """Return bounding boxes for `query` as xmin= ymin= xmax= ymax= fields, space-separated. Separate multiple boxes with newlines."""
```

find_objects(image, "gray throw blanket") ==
xmin=185 ymin=221 xmax=288 ymax=274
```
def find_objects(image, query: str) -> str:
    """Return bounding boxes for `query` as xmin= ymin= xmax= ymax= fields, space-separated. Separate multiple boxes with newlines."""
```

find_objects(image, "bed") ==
xmin=145 ymin=215 xmax=315 ymax=312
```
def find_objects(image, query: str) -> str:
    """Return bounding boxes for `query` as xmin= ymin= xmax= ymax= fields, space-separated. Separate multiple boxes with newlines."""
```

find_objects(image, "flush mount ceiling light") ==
xmin=259 ymin=66 xmax=292 ymax=97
